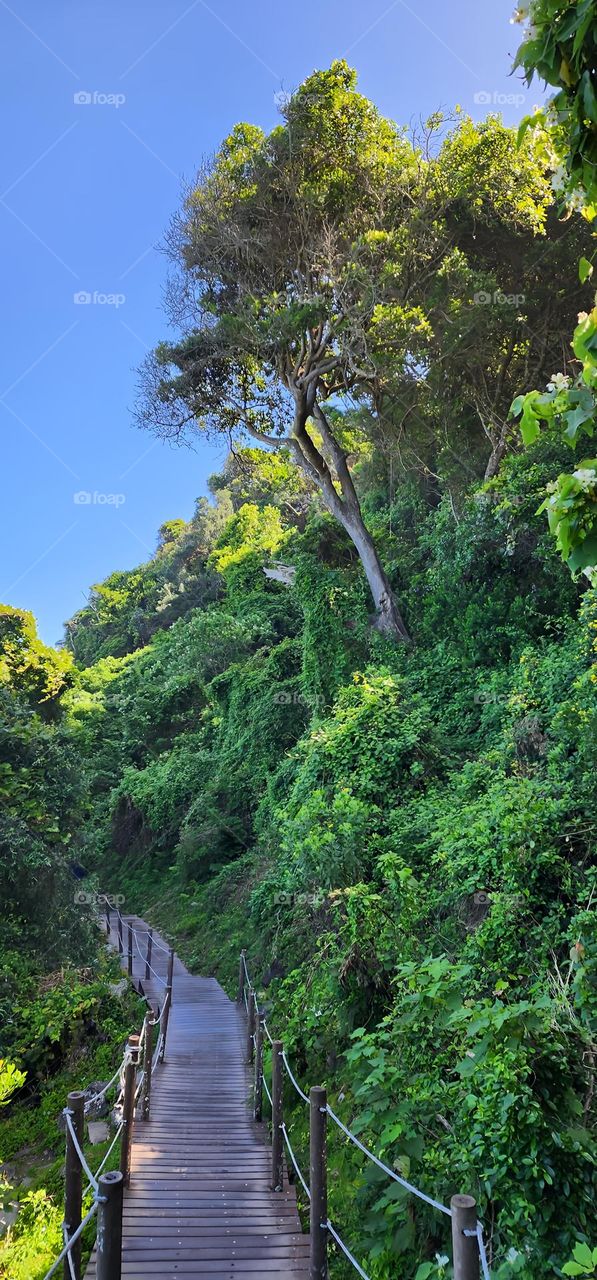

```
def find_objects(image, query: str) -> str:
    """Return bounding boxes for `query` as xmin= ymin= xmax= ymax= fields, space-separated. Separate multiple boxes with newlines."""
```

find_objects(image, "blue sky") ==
xmin=0 ymin=0 xmax=533 ymax=644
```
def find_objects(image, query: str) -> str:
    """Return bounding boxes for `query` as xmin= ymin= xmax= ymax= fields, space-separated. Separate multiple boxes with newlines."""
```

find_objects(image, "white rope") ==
xmin=64 ymin=1111 xmax=99 ymax=1193
xmin=152 ymin=1033 xmax=164 ymax=1073
xmin=83 ymin=1058 xmax=124 ymax=1115
xmin=326 ymin=1104 xmax=452 ymax=1218
xmin=243 ymin=988 xmax=248 ymax=1012
xmin=133 ymin=931 xmax=166 ymax=985
xmin=131 ymin=926 xmax=170 ymax=954
xmin=41 ymin=1201 xmax=98 ymax=1280
xmin=242 ymin=952 xmax=250 ymax=982
xmin=263 ymin=1075 xmax=273 ymax=1107
xmin=326 ymin=1219 xmax=372 ymax=1280
xmin=464 ymin=1222 xmax=492 ymax=1279
xmin=62 ymin=1224 xmax=77 ymax=1280
xmin=281 ymin=1123 xmax=311 ymax=1199
xmin=263 ymin=1021 xmax=274 ymax=1045
xmin=281 ymin=1051 xmax=310 ymax=1105
xmin=84 ymin=1121 xmax=123 ymax=1194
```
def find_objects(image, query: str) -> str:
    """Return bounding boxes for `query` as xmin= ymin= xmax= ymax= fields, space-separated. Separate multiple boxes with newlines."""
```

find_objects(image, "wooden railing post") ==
xmin=105 ymin=903 xmax=111 ymax=935
xmin=141 ymin=1013 xmax=154 ymax=1121
xmin=451 ymin=1195 xmax=480 ymax=1280
xmin=117 ymin=913 xmax=123 ymax=954
xmin=246 ymin=989 xmax=256 ymax=1066
xmin=127 ymin=922 xmax=133 ymax=977
xmin=96 ymin=1170 xmax=123 ymax=1280
xmin=159 ymin=987 xmax=172 ymax=1064
xmin=254 ymin=1012 xmax=264 ymax=1121
xmin=119 ymin=1035 xmax=139 ymax=1187
xmin=237 ymin=949 xmax=246 ymax=1004
xmin=64 ymin=1090 xmax=85 ymax=1280
xmin=156 ymin=947 xmax=174 ymax=1063
xmin=309 ymin=1086 xmax=328 ymax=1280
xmin=145 ymin=929 xmax=153 ymax=981
xmin=271 ymin=1040 xmax=284 ymax=1192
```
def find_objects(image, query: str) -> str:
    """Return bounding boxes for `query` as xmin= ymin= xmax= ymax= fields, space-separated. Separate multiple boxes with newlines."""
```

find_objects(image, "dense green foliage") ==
xmin=510 ymin=1 xmax=597 ymax=575
xmin=50 ymin=420 xmax=595 ymax=1278
xmin=0 ymin=608 xmax=145 ymax=1279
xmin=2 ymin=62 xmax=597 ymax=1280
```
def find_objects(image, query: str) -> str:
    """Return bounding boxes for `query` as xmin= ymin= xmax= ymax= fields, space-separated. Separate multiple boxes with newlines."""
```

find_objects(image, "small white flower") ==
xmin=568 ymin=188 xmax=587 ymax=212
xmin=435 ymin=1255 xmax=450 ymax=1267
xmin=511 ymin=2 xmax=530 ymax=22
xmin=572 ymin=468 xmax=597 ymax=492
xmin=551 ymin=164 xmax=567 ymax=194
xmin=546 ymin=371 xmax=570 ymax=391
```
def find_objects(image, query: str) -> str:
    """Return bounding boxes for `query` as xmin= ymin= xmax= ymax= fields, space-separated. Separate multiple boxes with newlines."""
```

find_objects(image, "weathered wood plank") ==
xmin=84 ymin=915 xmax=308 ymax=1278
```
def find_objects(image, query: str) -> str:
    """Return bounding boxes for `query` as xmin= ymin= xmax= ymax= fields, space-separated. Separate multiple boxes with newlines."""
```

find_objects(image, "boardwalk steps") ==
xmin=85 ymin=915 xmax=308 ymax=1279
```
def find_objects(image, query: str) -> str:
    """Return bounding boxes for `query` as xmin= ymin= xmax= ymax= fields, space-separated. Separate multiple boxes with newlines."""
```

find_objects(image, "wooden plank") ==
xmin=85 ymin=916 xmax=308 ymax=1278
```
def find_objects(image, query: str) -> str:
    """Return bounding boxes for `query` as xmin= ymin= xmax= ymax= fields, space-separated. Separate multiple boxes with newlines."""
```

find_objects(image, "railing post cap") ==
xmin=67 ymin=1090 xmax=86 ymax=1104
xmin=99 ymin=1170 xmax=123 ymax=1186
xmin=451 ymin=1193 xmax=477 ymax=1210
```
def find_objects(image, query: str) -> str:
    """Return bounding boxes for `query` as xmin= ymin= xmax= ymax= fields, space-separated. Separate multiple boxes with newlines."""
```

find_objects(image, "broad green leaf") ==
xmin=568 ymin=527 xmax=597 ymax=573
xmin=579 ymin=256 xmax=594 ymax=284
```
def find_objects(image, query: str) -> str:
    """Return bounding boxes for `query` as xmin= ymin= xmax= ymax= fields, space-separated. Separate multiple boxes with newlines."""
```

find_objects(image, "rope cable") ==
xmin=464 ymin=1222 xmax=492 ymax=1279
xmin=326 ymin=1220 xmax=372 ymax=1280
xmin=133 ymin=931 xmax=166 ymax=985
xmin=281 ymin=1051 xmax=310 ymax=1105
xmin=62 ymin=1225 xmax=77 ymax=1280
xmin=83 ymin=1121 xmax=124 ymax=1195
xmin=326 ymin=1104 xmax=452 ymax=1219
xmin=64 ymin=1111 xmax=99 ymax=1194
xmin=83 ymin=1058 xmax=124 ymax=1115
xmin=41 ymin=1201 xmax=98 ymax=1280
xmin=281 ymin=1123 xmax=311 ymax=1199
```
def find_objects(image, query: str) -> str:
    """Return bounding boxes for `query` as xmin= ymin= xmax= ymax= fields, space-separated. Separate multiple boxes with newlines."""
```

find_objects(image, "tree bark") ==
xmin=285 ymin=396 xmax=410 ymax=641
xmin=341 ymin=503 xmax=410 ymax=639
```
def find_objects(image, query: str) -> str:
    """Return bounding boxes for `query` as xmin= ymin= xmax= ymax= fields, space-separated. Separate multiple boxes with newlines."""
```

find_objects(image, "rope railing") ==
xmin=40 ymin=909 xmax=175 ymax=1280
xmin=44 ymin=1202 xmax=99 ymax=1280
xmin=239 ymin=948 xmax=490 ymax=1280
xmin=326 ymin=1101 xmax=452 ymax=1218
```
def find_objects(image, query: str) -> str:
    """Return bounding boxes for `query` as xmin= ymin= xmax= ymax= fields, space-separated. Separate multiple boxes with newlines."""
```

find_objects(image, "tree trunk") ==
xmin=285 ymin=396 xmax=411 ymax=641
xmin=339 ymin=503 xmax=410 ymax=640
xmin=483 ymin=420 xmax=509 ymax=481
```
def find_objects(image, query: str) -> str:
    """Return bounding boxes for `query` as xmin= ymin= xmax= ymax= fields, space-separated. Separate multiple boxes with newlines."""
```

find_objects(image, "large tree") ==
xmin=137 ymin=62 xmax=582 ymax=633
xmin=138 ymin=62 xmax=426 ymax=638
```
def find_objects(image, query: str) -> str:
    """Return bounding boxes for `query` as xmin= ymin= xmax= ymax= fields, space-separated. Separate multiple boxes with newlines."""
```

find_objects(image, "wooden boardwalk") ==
xmin=86 ymin=915 xmax=309 ymax=1279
